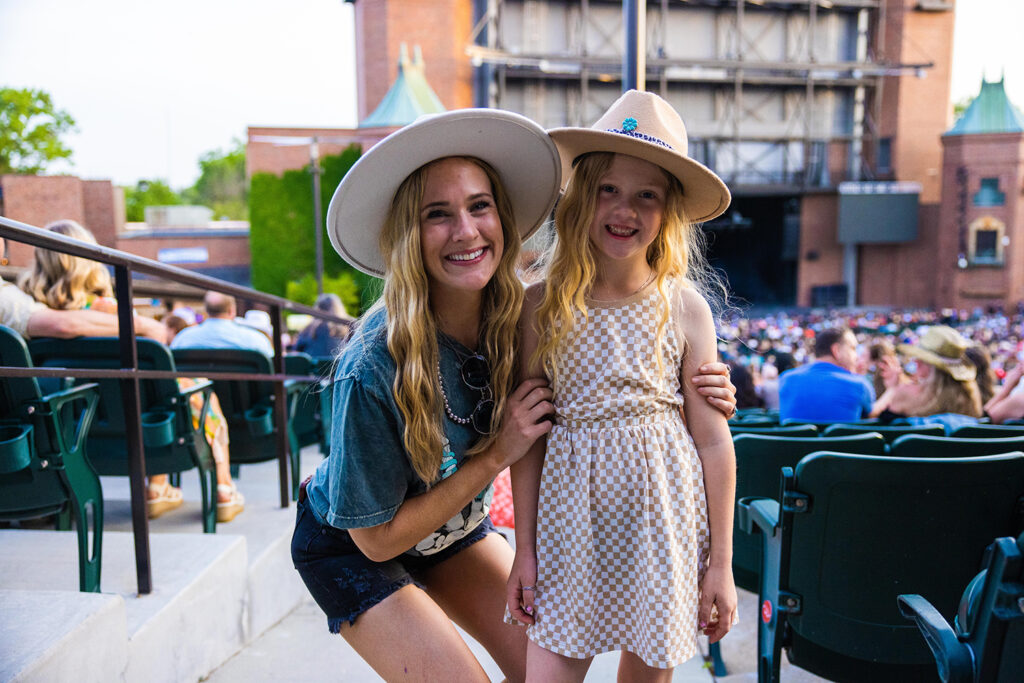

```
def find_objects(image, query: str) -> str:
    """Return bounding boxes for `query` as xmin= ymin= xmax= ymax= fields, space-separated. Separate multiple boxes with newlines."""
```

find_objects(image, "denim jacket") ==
xmin=304 ymin=307 xmax=493 ymax=556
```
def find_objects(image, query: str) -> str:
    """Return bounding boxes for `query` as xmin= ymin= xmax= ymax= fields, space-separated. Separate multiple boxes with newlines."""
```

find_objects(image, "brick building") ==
xmin=0 ymin=174 xmax=254 ymax=285
xmin=336 ymin=0 xmax=1024 ymax=310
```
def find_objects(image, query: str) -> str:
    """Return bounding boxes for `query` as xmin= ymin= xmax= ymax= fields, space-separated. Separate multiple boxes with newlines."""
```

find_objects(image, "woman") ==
xmin=292 ymin=292 xmax=352 ymax=358
xmin=20 ymin=220 xmax=245 ymax=522
xmin=291 ymin=109 xmax=737 ymax=680
xmin=872 ymin=325 xmax=982 ymax=420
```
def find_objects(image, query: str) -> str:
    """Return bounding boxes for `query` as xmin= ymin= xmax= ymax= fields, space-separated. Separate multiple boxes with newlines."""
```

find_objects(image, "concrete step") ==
xmin=0 ymin=449 xmax=321 ymax=683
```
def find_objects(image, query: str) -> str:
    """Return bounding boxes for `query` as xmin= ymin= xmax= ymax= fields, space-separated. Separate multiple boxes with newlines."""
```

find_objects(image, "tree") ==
xmin=123 ymin=180 xmax=183 ymax=222
xmin=182 ymin=140 xmax=248 ymax=220
xmin=0 ymin=87 xmax=77 ymax=174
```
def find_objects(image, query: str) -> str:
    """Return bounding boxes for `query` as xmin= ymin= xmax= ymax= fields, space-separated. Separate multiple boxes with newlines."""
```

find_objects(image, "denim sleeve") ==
xmin=321 ymin=373 xmax=412 ymax=529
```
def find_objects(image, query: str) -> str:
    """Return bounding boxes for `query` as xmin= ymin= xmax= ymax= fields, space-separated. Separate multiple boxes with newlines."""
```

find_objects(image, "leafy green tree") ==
xmin=123 ymin=180 xmax=183 ymax=222
xmin=182 ymin=140 xmax=248 ymax=220
xmin=285 ymin=272 xmax=361 ymax=316
xmin=0 ymin=87 xmax=76 ymax=174
xmin=250 ymin=144 xmax=379 ymax=312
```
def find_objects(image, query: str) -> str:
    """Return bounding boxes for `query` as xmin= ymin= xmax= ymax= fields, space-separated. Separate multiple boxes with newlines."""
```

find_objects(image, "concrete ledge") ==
xmin=0 ymin=589 xmax=127 ymax=683
xmin=246 ymin=526 xmax=308 ymax=640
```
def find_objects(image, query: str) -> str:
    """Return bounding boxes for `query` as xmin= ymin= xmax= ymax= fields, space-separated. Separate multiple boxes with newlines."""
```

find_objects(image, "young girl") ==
xmin=506 ymin=90 xmax=739 ymax=680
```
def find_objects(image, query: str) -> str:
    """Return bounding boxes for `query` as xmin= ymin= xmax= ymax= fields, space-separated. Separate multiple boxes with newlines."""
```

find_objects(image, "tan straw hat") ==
xmin=898 ymin=326 xmax=976 ymax=382
xmin=548 ymin=89 xmax=731 ymax=222
xmin=327 ymin=109 xmax=561 ymax=277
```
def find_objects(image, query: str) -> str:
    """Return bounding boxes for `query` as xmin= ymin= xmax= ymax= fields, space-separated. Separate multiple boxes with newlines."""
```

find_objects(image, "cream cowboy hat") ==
xmin=898 ymin=326 xmax=976 ymax=382
xmin=548 ymin=89 xmax=731 ymax=223
xmin=327 ymin=109 xmax=561 ymax=277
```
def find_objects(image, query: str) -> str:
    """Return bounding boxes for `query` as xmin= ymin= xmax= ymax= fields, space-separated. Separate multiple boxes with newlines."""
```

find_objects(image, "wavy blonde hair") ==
xmin=533 ymin=152 xmax=725 ymax=384
xmin=914 ymin=365 xmax=983 ymax=418
xmin=374 ymin=156 xmax=524 ymax=485
xmin=19 ymin=220 xmax=112 ymax=311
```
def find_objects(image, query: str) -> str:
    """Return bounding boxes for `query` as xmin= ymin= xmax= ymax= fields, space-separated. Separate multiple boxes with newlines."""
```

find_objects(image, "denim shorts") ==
xmin=291 ymin=498 xmax=497 ymax=633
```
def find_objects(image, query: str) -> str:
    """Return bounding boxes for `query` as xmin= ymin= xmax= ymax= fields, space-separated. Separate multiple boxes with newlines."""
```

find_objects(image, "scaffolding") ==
xmin=468 ymin=0 xmax=934 ymax=190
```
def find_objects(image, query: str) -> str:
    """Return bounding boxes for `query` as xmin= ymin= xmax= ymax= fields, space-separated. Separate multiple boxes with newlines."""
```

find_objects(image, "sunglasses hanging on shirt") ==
xmin=437 ymin=334 xmax=494 ymax=435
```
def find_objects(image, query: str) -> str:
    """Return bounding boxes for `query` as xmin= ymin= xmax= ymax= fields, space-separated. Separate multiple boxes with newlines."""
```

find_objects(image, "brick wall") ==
xmin=353 ymin=0 xmax=473 ymax=120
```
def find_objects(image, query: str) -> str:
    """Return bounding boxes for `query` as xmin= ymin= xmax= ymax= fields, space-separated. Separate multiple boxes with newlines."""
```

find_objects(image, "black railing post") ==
xmin=114 ymin=265 xmax=152 ymax=594
xmin=270 ymin=303 xmax=290 ymax=508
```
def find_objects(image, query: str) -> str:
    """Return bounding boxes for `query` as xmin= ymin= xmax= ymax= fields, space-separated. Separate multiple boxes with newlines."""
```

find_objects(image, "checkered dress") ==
xmin=527 ymin=280 xmax=710 ymax=668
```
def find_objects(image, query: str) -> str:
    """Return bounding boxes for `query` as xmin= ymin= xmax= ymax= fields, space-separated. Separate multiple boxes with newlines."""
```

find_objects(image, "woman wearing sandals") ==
xmin=290 ymin=109 xmax=737 ymax=680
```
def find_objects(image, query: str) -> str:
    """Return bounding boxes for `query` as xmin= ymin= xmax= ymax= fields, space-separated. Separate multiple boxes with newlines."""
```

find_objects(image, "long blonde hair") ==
xmin=533 ymin=152 xmax=725 ymax=383
xmin=915 ymin=365 xmax=983 ymax=417
xmin=375 ymin=156 xmax=524 ymax=485
xmin=19 ymin=220 xmax=112 ymax=310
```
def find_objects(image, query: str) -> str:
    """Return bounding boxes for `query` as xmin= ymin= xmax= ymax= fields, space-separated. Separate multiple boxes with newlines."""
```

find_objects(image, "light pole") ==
xmin=623 ymin=0 xmax=646 ymax=91
xmin=310 ymin=138 xmax=324 ymax=295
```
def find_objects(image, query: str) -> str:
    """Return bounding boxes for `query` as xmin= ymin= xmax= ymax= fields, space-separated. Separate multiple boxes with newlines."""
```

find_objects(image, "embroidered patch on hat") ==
xmin=603 ymin=127 xmax=674 ymax=149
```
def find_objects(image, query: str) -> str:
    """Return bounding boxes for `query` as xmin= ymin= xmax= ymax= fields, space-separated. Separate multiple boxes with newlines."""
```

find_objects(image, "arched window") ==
xmin=968 ymin=215 xmax=1006 ymax=265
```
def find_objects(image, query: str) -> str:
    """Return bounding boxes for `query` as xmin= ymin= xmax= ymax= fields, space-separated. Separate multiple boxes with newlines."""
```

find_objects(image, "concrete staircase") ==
xmin=0 ymin=449 xmax=315 ymax=683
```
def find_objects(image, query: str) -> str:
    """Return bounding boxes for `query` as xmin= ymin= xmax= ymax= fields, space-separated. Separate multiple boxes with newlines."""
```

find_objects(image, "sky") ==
xmin=0 ymin=0 xmax=1020 ymax=190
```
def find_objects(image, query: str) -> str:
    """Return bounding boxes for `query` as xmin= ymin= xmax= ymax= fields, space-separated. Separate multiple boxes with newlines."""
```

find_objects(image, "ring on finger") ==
xmin=521 ymin=585 xmax=537 ymax=591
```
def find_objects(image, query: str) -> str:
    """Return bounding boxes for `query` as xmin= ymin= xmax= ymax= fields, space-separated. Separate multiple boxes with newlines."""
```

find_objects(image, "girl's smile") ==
xmin=588 ymin=154 xmax=669 ymax=265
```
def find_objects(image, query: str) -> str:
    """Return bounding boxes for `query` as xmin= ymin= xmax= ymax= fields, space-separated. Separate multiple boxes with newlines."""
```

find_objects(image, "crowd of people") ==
xmin=720 ymin=305 xmax=1024 ymax=426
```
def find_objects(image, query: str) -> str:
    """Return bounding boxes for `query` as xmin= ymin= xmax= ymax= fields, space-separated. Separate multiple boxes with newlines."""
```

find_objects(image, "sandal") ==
xmin=216 ymin=483 xmax=245 ymax=523
xmin=147 ymin=482 xmax=184 ymax=519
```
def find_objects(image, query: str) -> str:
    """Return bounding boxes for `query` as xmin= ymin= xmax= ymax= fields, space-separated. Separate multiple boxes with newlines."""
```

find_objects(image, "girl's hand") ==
xmin=506 ymin=550 xmax=538 ymax=625
xmin=699 ymin=565 xmax=738 ymax=643
xmin=90 ymin=296 xmax=118 ymax=314
xmin=491 ymin=378 xmax=553 ymax=470
xmin=691 ymin=362 xmax=737 ymax=419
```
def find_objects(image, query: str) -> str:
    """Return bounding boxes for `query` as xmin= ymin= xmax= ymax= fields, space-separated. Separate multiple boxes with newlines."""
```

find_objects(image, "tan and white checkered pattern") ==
xmin=527 ymin=281 xmax=710 ymax=668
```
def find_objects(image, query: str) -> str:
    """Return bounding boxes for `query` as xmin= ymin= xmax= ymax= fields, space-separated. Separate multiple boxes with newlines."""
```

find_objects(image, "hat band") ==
xmin=604 ymin=128 xmax=674 ymax=150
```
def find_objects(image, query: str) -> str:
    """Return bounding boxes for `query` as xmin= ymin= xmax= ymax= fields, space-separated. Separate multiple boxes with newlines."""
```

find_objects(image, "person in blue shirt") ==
xmin=290 ymin=109 xmax=738 ymax=682
xmin=170 ymin=291 xmax=274 ymax=357
xmin=779 ymin=326 xmax=875 ymax=422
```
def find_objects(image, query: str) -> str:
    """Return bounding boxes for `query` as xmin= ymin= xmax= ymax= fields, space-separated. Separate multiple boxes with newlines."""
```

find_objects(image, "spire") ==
xmin=359 ymin=43 xmax=446 ymax=129
xmin=947 ymin=76 xmax=1024 ymax=136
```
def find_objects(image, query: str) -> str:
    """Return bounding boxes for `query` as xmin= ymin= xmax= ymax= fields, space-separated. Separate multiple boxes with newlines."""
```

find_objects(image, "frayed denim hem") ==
xmin=325 ymin=576 xmax=414 ymax=632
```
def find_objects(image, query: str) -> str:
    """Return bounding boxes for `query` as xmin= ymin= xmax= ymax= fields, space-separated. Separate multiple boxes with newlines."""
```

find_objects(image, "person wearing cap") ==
xmin=872 ymin=325 xmax=983 ymax=420
xmin=170 ymin=291 xmax=274 ymax=357
xmin=290 ymin=107 xmax=738 ymax=681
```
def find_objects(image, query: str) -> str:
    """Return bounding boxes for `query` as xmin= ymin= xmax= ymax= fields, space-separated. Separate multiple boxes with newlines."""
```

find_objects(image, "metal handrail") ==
xmin=1 ymin=215 xmax=351 ymax=594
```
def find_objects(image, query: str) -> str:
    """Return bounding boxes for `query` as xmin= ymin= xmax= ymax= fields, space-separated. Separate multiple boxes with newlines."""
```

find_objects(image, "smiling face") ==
xmin=418 ymin=157 xmax=504 ymax=300
xmin=587 ymin=153 xmax=670 ymax=268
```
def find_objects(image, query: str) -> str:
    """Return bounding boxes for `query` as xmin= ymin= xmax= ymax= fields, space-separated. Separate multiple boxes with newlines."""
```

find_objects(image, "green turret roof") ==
xmin=947 ymin=77 xmax=1024 ymax=135
xmin=359 ymin=45 xmax=446 ymax=129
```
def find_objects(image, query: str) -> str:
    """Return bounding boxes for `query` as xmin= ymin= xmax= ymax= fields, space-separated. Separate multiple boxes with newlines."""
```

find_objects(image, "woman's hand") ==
xmin=878 ymin=355 xmax=905 ymax=389
xmin=506 ymin=549 xmax=538 ymax=625
xmin=490 ymin=377 xmax=553 ymax=470
xmin=691 ymin=362 xmax=737 ymax=419
xmin=699 ymin=565 xmax=738 ymax=643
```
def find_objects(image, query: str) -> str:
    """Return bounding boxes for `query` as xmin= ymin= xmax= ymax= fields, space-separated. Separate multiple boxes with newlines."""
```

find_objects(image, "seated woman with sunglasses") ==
xmin=291 ymin=109 xmax=737 ymax=681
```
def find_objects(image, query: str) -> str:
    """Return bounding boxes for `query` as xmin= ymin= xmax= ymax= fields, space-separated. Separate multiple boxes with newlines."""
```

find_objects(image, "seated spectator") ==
xmin=872 ymin=325 xmax=982 ymax=420
xmin=292 ymin=293 xmax=352 ymax=359
xmin=163 ymin=306 xmax=198 ymax=345
xmin=779 ymin=326 xmax=875 ymax=422
xmin=171 ymin=292 xmax=274 ymax=356
xmin=729 ymin=360 xmax=764 ymax=410
xmin=1 ymin=235 xmax=165 ymax=341
xmin=965 ymin=344 xmax=996 ymax=405
xmin=983 ymin=361 xmax=1024 ymax=423
xmin=864 ymin=339 xmax=897 ymax=399
xmin=19 ymin=221 xmax=244 ymax=522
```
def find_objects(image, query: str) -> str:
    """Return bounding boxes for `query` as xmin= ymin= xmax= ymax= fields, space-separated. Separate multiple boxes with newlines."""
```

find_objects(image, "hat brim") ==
xmin=898 ymin=344 xmax=977 ymax=382
xmin=327 ymin=110 xmax=562 ymax=277
xmin=548 ymin=128 xmax=731 ymax=223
